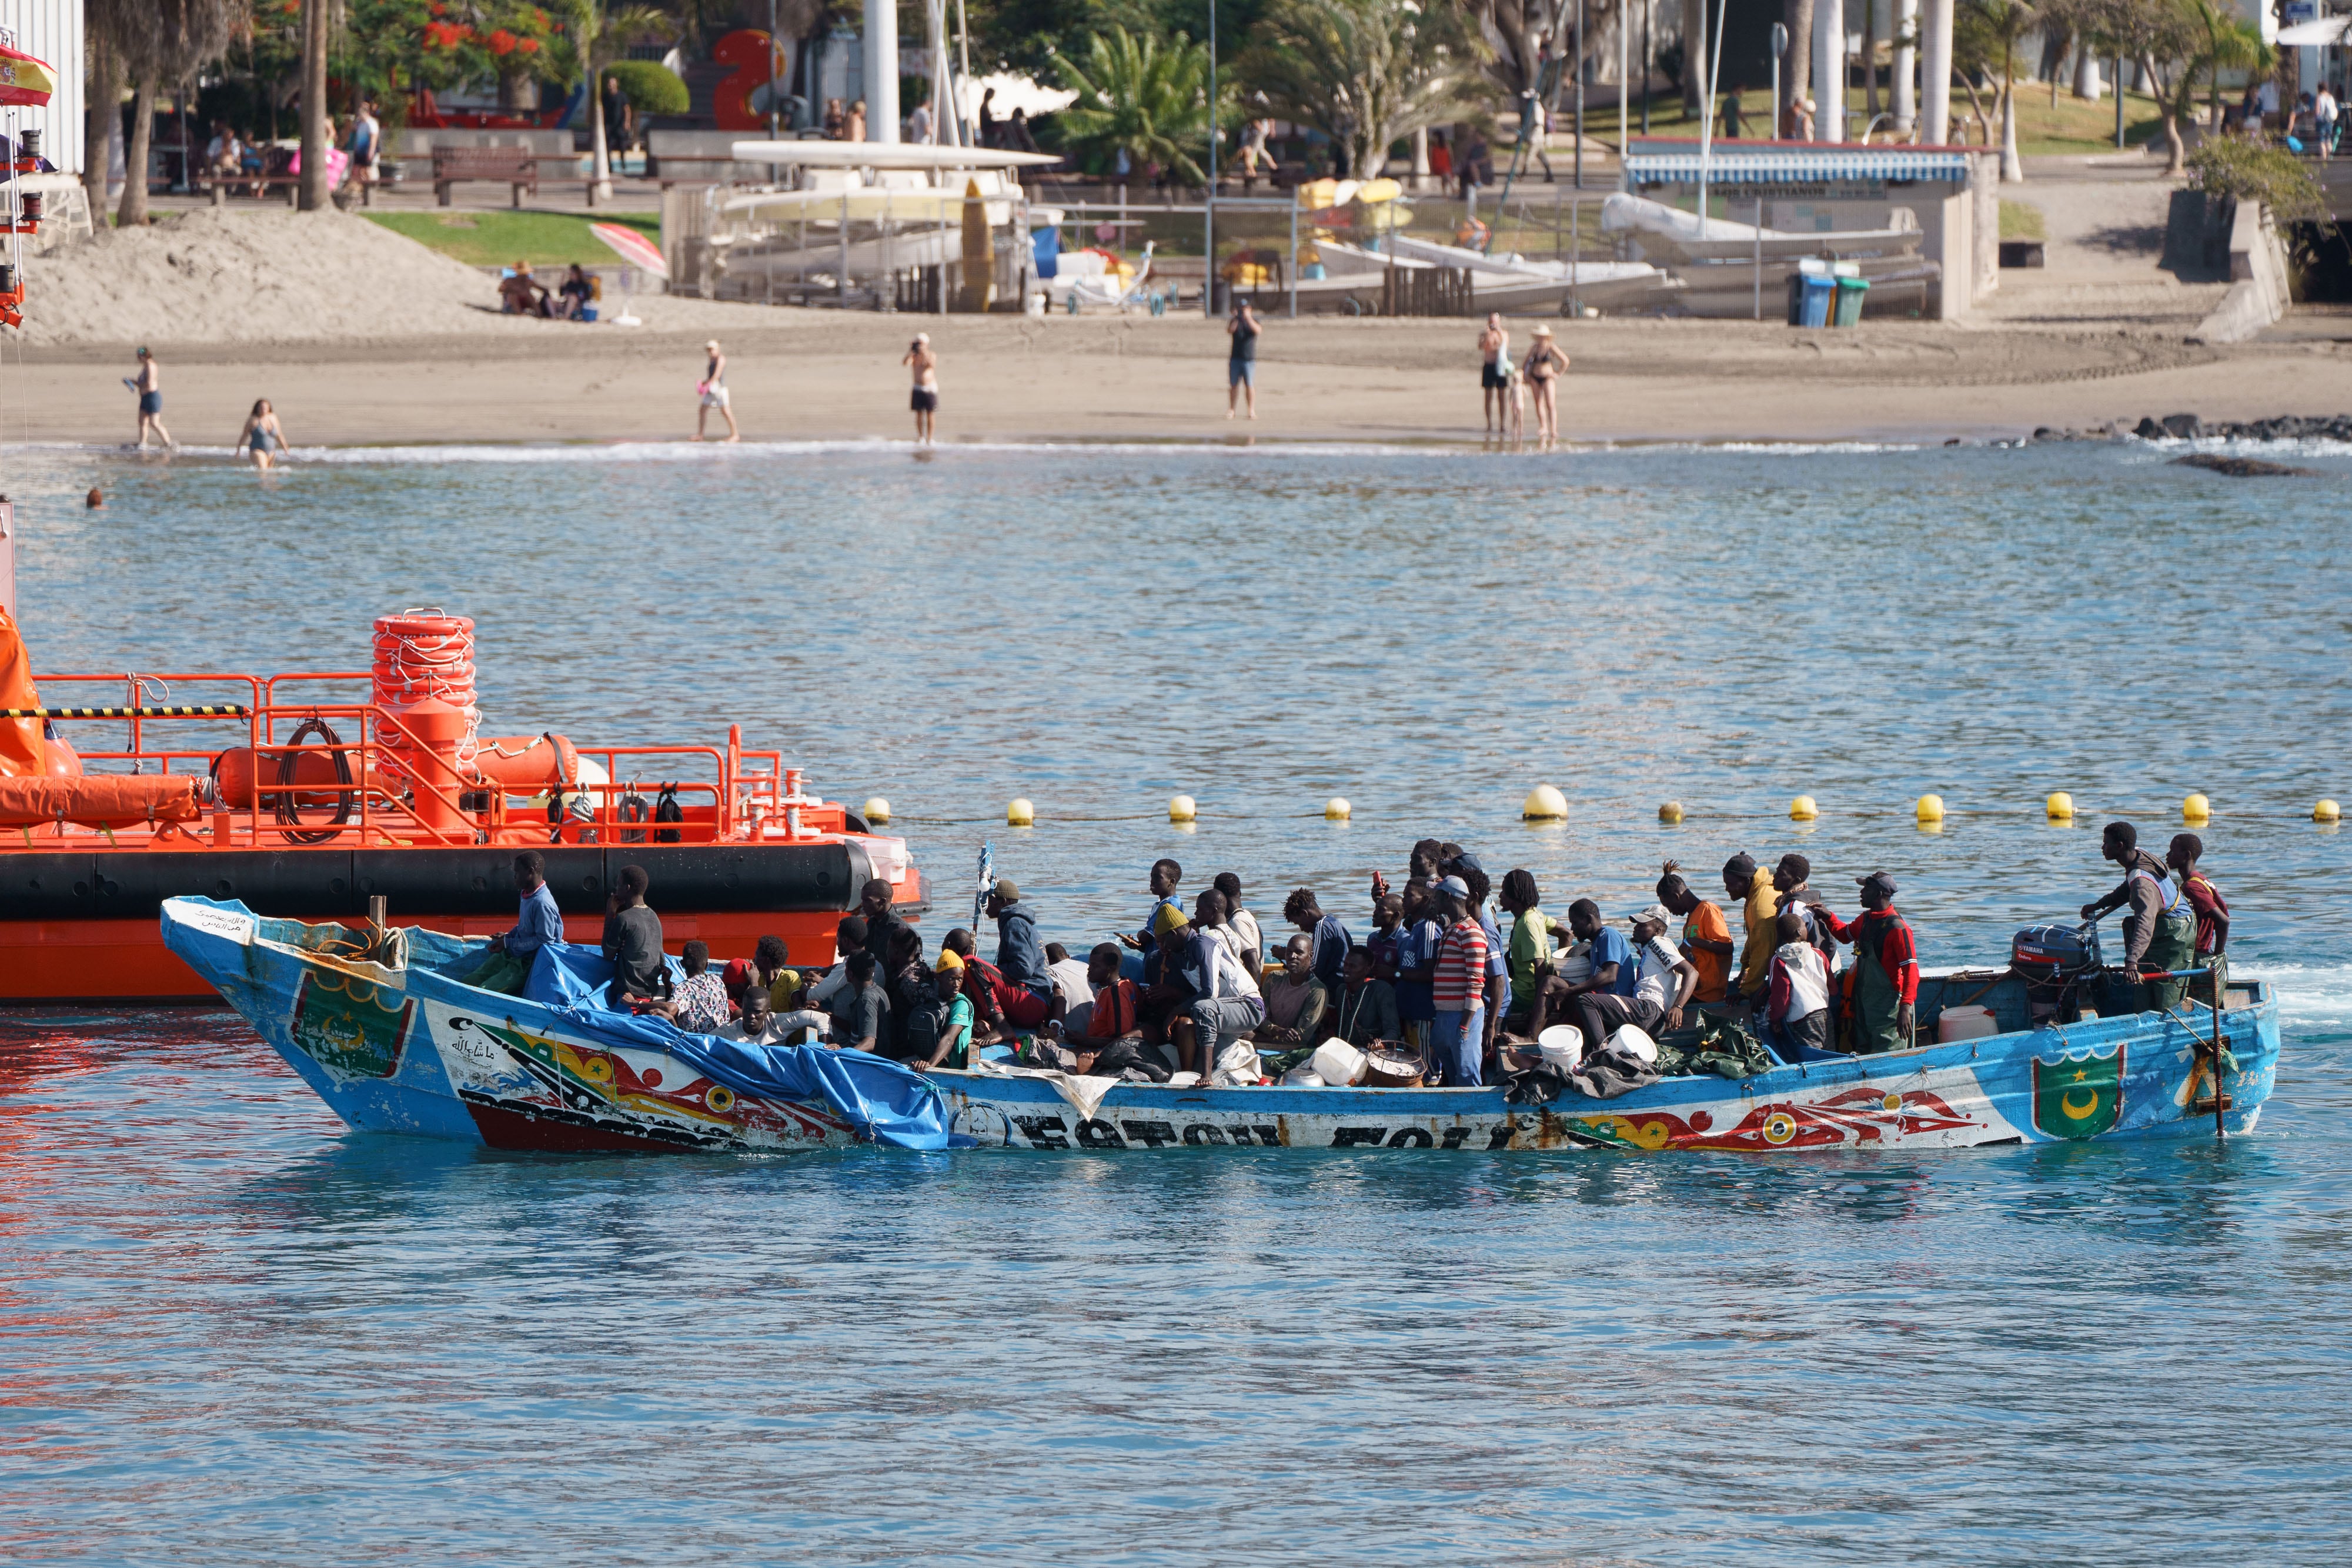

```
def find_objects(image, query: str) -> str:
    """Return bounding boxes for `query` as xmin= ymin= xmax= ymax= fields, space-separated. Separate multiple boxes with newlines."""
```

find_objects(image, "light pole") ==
xmin=1770 ymin=22 xmax=1787 ymax=139
xmin=1205 ymin=0 xmax=1217 ymax=317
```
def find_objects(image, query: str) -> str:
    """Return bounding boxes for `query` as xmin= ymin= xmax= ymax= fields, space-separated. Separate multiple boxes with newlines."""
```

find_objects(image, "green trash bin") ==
xmin=1833 ymin=275 xmax=1869 ymax=326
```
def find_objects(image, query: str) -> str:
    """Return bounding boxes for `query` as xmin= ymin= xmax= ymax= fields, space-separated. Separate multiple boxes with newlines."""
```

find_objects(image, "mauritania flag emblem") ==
xmin=2032 ymin=1045 xmax=2125 ymax=1140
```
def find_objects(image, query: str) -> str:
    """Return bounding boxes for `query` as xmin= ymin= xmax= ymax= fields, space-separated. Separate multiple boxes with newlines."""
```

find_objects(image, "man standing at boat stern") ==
xmin=2082 ymin=822 xmax=2198 ymax=1014
xmin=1820 ymin=873 xmax=1918 ymax=1053
xmin=1429 ymin=877 xmax=1490 ymax=1088
xmin=603 ymin=864 xmax=669 ymax=1011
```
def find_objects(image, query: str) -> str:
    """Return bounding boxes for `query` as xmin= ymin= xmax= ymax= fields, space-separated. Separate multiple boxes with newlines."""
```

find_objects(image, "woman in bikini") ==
xmin=1522 ymin=323 xmax=1569 ymax=449
xmin=236 ymin=399 xmax=290 ymax=471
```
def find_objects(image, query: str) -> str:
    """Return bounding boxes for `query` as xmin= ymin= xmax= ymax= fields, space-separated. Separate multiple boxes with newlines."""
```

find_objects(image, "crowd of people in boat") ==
xmin=469 ymin=818 xmax=2230 ymax=1088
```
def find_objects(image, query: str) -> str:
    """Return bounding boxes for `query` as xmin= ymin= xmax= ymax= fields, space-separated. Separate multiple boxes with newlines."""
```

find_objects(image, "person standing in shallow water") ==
xmin=903 ymin=333 xmax=939 ymax=443
xmin=696 ymin=340 xmax=738 ymax=442
xmin=1227 ymin=300 xmax=1260 ymax=420
xmin=129 ymin=347 xmax=172 ymax=449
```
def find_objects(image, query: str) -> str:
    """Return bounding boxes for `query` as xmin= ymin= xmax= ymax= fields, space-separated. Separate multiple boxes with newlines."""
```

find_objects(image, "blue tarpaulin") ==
xmin=515 ymin=942 xmax=952 ymax=1149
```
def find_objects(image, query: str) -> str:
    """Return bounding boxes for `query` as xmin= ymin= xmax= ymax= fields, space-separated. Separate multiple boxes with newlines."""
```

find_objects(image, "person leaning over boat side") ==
xmin=1658 ymin=861 xmax=1735 ymax=1008
xmin=1428 ymin=877 xmax=1491 ymax=1087
xmin=466 ymin=850 xmax=564 ymax=992
xmin=1161 ymin=912 xmax=1266 ymax=1084
xmin=1765 ymin=910 xmax=1833 ymax=1057
xmin=1817 ymin=872 xmax=1919 ymax=1054
xmin=2167 ymin=833 xmax=2231 ymax=994
xmin=602 ymin=863 xmax=670 ymax=1012
xmin=1335 ymin=947 xmax=1401 ymax=1048
xmin=2082 ymin=820 xmax=2200 ymax=1013
xmin=1725 ymin=854 xmax=1778 ymax=1020
xmin=673 ymin=941 xmax=731 ymax=1034
xmin=236 ymin=399 xmax=290 ymax=471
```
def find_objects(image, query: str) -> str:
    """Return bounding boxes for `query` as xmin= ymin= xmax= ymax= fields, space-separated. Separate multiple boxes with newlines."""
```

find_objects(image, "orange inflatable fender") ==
xmin=0 ymin=774 xmax=201 ymax=829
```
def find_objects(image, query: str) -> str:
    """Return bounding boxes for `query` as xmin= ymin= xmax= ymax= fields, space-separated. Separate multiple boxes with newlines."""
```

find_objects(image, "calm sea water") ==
xmin=2 ymin=439 xmax=2349 ymax=1563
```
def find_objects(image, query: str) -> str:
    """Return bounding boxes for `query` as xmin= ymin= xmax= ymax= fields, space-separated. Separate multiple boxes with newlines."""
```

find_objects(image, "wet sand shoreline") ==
xmin=7 ymin=312 xmax=2347 ymax=449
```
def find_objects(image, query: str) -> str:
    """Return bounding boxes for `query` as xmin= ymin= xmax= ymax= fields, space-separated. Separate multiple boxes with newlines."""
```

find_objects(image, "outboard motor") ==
xmin=2013 ymin=920 xmax=2102 ymax=1021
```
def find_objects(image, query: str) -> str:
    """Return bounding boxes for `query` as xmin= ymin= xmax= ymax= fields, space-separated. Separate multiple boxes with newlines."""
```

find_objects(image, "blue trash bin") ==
xmin=1798 ymin=275 xmax=1836 ymax=328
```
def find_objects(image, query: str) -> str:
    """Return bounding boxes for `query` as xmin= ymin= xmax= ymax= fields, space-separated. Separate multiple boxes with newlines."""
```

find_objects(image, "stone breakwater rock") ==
xmin=2125 ymin=413 xmax=2352 ymax=442
xmin=2171 ymin=454 xmax=2324 ymax=478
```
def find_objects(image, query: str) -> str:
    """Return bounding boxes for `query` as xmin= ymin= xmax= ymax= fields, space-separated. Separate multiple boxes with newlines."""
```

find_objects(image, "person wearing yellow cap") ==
xmin=908 ymin=950 xmax=974 ymax=1072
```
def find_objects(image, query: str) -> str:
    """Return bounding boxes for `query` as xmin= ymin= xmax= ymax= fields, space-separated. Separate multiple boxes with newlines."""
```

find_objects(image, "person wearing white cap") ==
xmin=1522 ymin=324 xmax=1568 ymax=449
xmin=903 ymin=332 xmax=940 ymax=444
xmin=695 ymin=340 xmax=738 ymax=442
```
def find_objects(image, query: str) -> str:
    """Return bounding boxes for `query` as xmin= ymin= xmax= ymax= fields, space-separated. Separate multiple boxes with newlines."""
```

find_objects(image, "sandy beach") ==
xmin=6 ymin=176 xmax=2350 ymax=448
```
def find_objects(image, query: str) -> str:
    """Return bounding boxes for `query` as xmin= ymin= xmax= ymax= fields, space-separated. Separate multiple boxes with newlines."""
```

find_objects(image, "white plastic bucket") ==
xmin=1280 ymin=1065 xmax=1327 ymax=1087
xmin=1605 ymin=1024 xmax=1659 ymax=1064
xmin=1536 ymin=1024 xmax=1585 ymax=1071
xmin=1309 ymin=1038 xmax=1367 ymax=1088
xmin=1936 ymin=1005 xmax=1999 ymax=1043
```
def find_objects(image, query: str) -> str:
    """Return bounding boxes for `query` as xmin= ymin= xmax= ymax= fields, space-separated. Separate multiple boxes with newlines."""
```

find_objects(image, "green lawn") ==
xmin=366 ymin=209 xmax=660 ymax=268
xmin=1588 ymin=85 xmax=2175 ymax=158
xmin=1999 ymin=199 xmax=2047 ymax=240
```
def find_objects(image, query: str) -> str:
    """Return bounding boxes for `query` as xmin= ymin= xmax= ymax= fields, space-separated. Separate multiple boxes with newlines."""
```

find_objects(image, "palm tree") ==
xmin=2183 ymin=0 xmax=2269 ymax=131
xmin=90 ymin=0 xmax=240 ymax=225
xmin=1237 ymin=0 xmax=1484 ymax=180
xmin=1961 ymin=0 xmax=2037 ymax=181
xmin=567 ymin=0 xmax=668 ymax=203
xmin=1050 ymin=27 xmax=1221 ymax=186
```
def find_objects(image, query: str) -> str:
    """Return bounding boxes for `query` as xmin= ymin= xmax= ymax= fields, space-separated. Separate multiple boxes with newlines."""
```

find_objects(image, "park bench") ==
xmin=202 ymin=175 xmax=300 ymax=208
xmin=432 ymin=146 xmax=539 ymax=208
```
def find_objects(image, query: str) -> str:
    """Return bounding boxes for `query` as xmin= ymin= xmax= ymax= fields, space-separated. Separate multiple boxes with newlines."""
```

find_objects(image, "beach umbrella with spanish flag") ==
xmin=588 ymin=222 xmax=667 ymax=280
xmin=0 ymin=40 xmax=58 ymax=108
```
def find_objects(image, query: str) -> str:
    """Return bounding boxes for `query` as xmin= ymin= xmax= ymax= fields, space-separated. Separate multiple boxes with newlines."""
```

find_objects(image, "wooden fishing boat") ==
xmin=0 ymin=604 xmax=921 ymax=1003
xmin=932 ymin=965 xmax=2278 ymax=1151
xmin=159 ymin=897 xmax=952 ymax=1151
xmin=163 ymin=896 xmax=2276 ymax=1156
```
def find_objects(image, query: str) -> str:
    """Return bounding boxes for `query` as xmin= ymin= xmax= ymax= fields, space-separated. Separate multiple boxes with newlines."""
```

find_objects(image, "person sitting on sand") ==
xmin=235 ymin=399 xmax=290 ymax=471
xmin=903 ymin=332 xmax=939 ymax=444
xmin=556 ymin=264 xmax=594 ymax=320
xmin=499 ymin=263 xmax=551 ymax=317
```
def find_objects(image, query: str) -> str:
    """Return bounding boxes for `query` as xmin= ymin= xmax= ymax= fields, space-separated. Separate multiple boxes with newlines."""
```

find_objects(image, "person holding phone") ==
xmin=903 ymin=333 xmax=940 ymax=444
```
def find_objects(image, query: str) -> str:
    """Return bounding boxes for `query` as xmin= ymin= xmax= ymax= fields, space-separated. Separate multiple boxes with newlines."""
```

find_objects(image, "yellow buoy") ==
xmin=2316 ymin=798 xmax=2342 ymax=823
xmin=861 ymin=797 xmax=891 ymax=825
xmin=1658 ymin=801 xmax=1685 ymax=824
xmin=1168 ymin=794 xmax=1197 ymax=823
xmin=1522 ymin=784 xmax=1568 ymax=820
xmin=1006 ymin=797 xmax=1035 ymax=826
xmin=1324 ymin=797 xmax=1352 ymax=821
xmin=1789 ymin=795 xmax=1819 ymax=821
xmin=2183 ymin=792 xmax=2211 ymax=821
xmin=2046 ymin=791 xmax=2074 ymax=820
xmin=1915 ymin=794 xmax=1946 ymax=824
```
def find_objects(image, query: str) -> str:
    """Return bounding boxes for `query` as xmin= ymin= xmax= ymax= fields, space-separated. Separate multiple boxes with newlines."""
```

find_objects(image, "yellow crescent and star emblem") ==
xmin=2031 ymin=1047 xmax=2124 ymax=1140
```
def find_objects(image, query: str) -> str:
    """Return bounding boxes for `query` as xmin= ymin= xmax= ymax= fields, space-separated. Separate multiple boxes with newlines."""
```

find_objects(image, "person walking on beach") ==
xmin=903 ymin=332 xmax=940 ymax=443
xmin=128 ymin=347 xmax=172 ymax=449
xmin=1522 ymin=324 xmax=1568 ymax=448
xmin=696 ymin=340 xmax=738 ymax=442
xmin=235 ymin=399 xmax=290 ymax=471
xmin=1478 ymin=312 xmax=1511 ymax=434
xmin=1227 ymin=299 xmax=1261 ymax=420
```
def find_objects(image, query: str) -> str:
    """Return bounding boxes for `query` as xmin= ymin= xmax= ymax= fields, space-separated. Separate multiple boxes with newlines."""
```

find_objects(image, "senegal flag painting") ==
xmin=2032 ymin=1045 xmax=2125 ymax=1140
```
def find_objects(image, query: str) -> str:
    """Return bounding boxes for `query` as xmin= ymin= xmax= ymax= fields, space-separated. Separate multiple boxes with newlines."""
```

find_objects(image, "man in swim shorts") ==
xmin=903 ymin=332 xmax=939 ymax=444
xmin=129 ymin=347 xmax=172 ymax=449
xmin=1227 ymin=300 xmax=1259 ymax=421
xmin=1478 ymin=313 xmax=1509 ymax=435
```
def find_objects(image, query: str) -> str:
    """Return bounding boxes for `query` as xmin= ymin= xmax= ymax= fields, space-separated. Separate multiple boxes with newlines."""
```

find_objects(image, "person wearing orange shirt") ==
xmin=1658 ymin=861 xmax=1734 ymax=1005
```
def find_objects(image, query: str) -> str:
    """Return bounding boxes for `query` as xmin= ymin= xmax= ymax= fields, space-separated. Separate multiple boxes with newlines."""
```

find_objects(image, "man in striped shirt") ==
xmin=1428 ymin=875 xmax=1491 ymax=1087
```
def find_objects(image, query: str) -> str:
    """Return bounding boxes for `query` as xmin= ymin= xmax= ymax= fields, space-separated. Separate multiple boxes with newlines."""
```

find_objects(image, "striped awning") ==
xmin=1623 ymin=148 xmax=1976 ymax=184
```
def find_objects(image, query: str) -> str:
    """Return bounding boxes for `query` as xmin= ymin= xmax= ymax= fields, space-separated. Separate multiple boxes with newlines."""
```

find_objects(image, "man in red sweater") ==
xmin=1819 ymin=871 xmax=1919 ymax=1053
